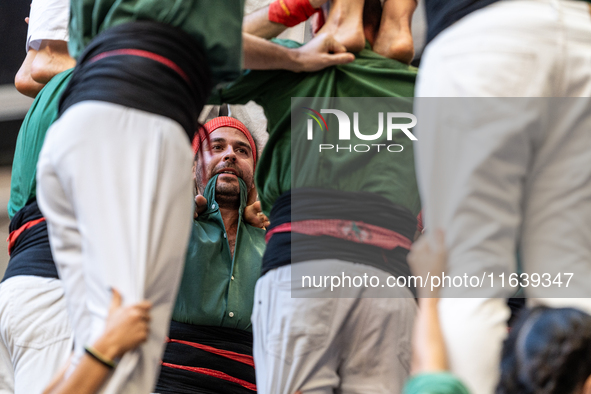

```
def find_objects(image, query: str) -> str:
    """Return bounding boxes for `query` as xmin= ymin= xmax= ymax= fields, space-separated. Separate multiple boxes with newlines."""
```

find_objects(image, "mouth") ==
xmin=216 ymin=168 xmax=239 ymax=177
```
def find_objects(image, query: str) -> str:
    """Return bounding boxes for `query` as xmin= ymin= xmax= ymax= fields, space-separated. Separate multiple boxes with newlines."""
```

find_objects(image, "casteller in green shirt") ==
xmin=69 ymin=0 xmax=244 ymax=85
xmin=8 ymin=69 xmax=74 ymax=220
xmin=172 ymin=174 xmax=265 ymax=331
xmin=210 ymin=39 xmax=420 ymax=218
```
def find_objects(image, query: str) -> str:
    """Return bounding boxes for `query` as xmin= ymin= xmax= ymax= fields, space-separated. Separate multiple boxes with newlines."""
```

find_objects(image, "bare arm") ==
xmin=243 ymin=32 xmax=354 ymax=72
xmin=243 ymin=0 xmax=327 ymax=39
xmin=407 ymin=230 xmax=449 ymax=373
xmin=15 ymin=16 xmax=45 ymax=98
xmin=44 ymin=290 xmax=151 ymax=394
xmin=15 ymin=49 xmax=46 ymax=98
xmin=15 ymin=17 xmax=75 ymax=97
xmin=30 ymin=39 xmax=76 ymax=84
xmin=243 ymin=6 xmax=288 ymax=39
xmin=412 ymin=298 xmax=448 ymax=373
xmin=43 ymin=339 xmax=119 ymax=394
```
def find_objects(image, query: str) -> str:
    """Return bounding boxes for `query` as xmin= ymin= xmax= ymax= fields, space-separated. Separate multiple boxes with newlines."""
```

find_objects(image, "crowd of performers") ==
xmin=2 ymin=0 xmax=591 ymax=393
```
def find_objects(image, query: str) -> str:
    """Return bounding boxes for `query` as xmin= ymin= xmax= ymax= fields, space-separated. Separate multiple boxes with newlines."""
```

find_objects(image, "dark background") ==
xmin=1 ymin=1 xmax=29 ymax=85
xmin=0 ymin=1 xmax=31 ymax=166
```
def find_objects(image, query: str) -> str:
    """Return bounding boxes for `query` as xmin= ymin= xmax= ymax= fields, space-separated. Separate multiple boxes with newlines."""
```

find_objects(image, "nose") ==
xmin=223 ymin=146 xmax=237 ymax=162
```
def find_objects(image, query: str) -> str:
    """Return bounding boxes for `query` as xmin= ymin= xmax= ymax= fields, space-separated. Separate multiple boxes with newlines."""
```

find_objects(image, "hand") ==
xmin=290 ymin=33 xmax=355 ymax=72
xmin=244 ymin=201 xmax=270 ymax=229
xmin=194 ymin=194 xmax=208 ymax=220
xmin=93 ymin=289 xmax=151 ymax=360
xmin=407 ymin=229 xmax=447 ymax=298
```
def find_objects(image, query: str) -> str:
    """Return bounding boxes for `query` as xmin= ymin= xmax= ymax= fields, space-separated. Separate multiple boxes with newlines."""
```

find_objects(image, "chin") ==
xmin=215 ymin=183 xmax=240 ymax=197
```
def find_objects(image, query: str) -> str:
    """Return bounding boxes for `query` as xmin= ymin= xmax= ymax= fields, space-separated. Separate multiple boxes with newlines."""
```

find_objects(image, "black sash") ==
xmin=3 ymin=199 xmax=57 ymax=282
xmin=263 ymin=188 xmax=417 ymax=295
xmin=59 ymin=21 xmax=212 ymax=139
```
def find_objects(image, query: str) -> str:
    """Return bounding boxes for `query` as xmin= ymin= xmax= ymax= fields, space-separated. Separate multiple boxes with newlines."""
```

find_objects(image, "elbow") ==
xmin=14 ymin=68 xmax=44 ymax=98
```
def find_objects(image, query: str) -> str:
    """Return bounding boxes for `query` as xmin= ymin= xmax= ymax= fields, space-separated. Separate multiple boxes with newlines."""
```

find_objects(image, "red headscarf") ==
xmin=193 ymin=116 xmax=257 ymax=169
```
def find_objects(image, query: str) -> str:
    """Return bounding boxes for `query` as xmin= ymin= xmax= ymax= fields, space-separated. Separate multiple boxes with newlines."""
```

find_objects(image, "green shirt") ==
xmin=403 ymin=373 xmax=471 ymax=394
xmin=211 ymin=40 xmax=420 ymax=217
xmin=172 ymin=175 xmax=265 ymax=332
xmin=8 ymin=69 xmax=74 ymax=220
xmin=69 ymin=0 xmax=244 ymax=86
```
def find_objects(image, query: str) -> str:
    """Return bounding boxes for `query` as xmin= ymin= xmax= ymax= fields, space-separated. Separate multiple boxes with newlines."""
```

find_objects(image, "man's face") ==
xmin=195 ymin=127 xmax=255 ymax=202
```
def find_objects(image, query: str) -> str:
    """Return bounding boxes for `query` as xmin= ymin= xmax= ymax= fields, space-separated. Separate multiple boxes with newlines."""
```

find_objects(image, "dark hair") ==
xmin=497 ymin=307 xmax=591 ymax=394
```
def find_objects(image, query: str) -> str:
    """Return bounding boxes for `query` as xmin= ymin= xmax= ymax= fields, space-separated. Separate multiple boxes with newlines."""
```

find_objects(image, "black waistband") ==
xmin=425 ymin=0 xmax=499 ymax=44
xmin=268 ymin=188 xmax=417 ymax=236
xmin=167 ymin=321 xmax=253 ymax=349
xmin=156 ymin=322 xmax=255 ymax=394
xmin=59 ymin=21 xmax=212 ymax=139
xmin=262 ymin=189 xmax=417 ymax=293
xmin=2 ymin=199 xmax=58 ymax=283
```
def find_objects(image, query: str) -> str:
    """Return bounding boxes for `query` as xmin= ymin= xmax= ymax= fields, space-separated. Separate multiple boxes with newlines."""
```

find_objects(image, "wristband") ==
xmin=269 ymin=0 xmax=319 ymax=27
xmin=85 ymin=345 xmax=117 ymax=369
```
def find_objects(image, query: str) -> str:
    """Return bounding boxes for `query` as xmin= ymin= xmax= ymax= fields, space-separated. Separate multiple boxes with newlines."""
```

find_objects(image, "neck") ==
xmin=219 ymin=206 xmax=240 ymax=258
xmin=219 ymin=207 xmax=240 ymax=235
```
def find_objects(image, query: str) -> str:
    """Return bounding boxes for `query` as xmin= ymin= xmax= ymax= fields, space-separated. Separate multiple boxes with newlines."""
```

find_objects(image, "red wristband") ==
xmin=269 ymin=0 xmax=319 ymax=28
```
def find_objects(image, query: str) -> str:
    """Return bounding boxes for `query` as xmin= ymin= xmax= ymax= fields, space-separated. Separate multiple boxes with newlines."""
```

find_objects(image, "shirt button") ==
xmin=224 ymin=233 xmax=227 ymax=238
xmin=231 ymin=275 xmax=235 ymax=281
xmin=229 ymin=312 xmax=234 ymax=317
xmin=211 ymin=204 xmax=216 ymax=209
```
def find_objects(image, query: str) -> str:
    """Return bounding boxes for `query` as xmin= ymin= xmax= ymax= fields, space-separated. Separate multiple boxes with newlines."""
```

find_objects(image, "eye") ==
xmin=211 ymin=145 xmax=223 ymax=150
xmin=237 ymin=148 xmax=247 ymax=154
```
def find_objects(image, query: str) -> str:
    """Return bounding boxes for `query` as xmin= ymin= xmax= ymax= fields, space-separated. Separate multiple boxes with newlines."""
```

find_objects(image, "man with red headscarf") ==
xmin=154 ymin=116 xmax=266 ymax=394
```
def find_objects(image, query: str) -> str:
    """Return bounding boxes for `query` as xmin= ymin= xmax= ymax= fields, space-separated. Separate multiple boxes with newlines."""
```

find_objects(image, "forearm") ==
xmin=244 ymin=0 xmax=326 ymax=39
xmin=44 ymin=337 xmax=120 ymax=394
xmin=413 ymin=298 xmax=448 ymax=372
xmin=14 ymin=49 xmax=46 ymax=98
xmin=242 ymin=32 xmax=355 ymax=72
xmin=243 ymin=32 xmax=299 ymax=71
xmin=44 ymin=358 xmax=110 ymax=394
xmin=31 ymin=40 xmax=76 ymax=84
xmin=243 ymin=7 xmax=288 ymax=39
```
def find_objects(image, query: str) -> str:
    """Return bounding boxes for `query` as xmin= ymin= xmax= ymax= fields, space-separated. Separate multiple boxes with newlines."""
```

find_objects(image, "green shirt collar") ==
xmin=201 ymin=174 xmax=248 ymax=216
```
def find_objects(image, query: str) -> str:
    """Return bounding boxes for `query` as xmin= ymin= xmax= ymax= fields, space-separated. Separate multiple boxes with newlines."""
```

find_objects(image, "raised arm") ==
xmin=407 ymin=230 xmax=448 ymax=373
xmin=15 ymin=48 xmax=46 ymax=98
xmin=44 ymin=290 xmax=151 ymax=394
xmin=243 ymin=6 xmax=288 ymax=39
xmin=15 ymin=0 xmax=75 ymax=97
xmin=243 ymin=0 xmax=327 ymax=39
xmin=242 ymin=31 xmax=354 ymax=72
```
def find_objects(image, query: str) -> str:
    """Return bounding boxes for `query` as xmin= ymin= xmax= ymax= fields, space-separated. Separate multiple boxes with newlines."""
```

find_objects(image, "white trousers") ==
xmin=26 ymin=0 xmax=69 ymax=51
xmin=0 ymin=276 xmax=72 ymax=394
xmin=252 ymin=260 xmax=416 ymax=394
xmin=415 ymin=1 xmax=591 ymax=393
xmin=36 ymin=101 xmax=194 ymax=394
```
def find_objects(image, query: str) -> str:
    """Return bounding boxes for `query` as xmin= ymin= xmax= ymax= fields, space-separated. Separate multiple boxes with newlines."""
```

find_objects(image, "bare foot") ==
xmin=15 ymin=50 xmax=45 ymax=98
xmin=317 ymin=0 xmax=365 ymax=53
xmin=31 ymin=40 xmax=76 ymax=84
xmin=373 ymin=28 xmax=415 ymax=63
xmin=373 ymin=0 xmax=417 ymax=63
